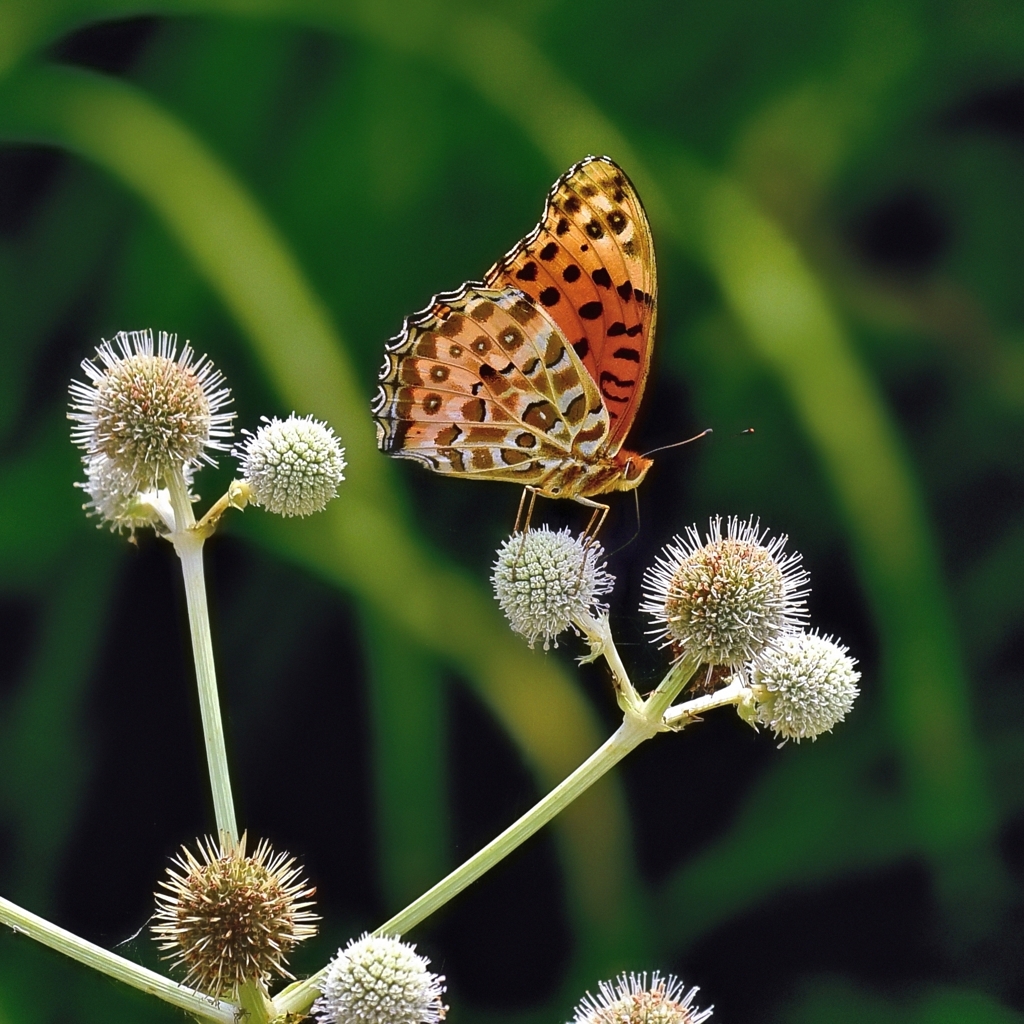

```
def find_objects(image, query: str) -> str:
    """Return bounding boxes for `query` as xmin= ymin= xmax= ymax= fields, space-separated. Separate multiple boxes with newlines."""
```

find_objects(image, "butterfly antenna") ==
xmin=642 ymin=427 xmax=712 ymax=459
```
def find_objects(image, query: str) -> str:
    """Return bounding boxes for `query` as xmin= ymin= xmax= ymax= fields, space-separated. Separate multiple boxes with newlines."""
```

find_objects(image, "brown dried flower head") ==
xmin=152 ymin=833 xmax=318 ymax=997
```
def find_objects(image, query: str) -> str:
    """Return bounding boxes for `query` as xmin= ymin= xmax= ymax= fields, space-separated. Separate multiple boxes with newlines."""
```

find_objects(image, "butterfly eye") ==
xmin=625 ymin=458 xmax=636 ymax=478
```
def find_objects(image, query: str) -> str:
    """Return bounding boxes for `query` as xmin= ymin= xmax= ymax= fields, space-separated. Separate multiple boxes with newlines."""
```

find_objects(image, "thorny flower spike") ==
xmin=235 ymin=413 xmax=347 ymax=517
xmin=750 ymin=630 xmax=861 ymax=743
xmin=492 ymin=526 xmax=615 ymax=649
xmin=641 ymin=516 xmax=809 ymax=668
xmin=152 ymin=833 xmax=318 ymax=997
xmin=69 ymin=329 xmax=233 ymax=491
xmin=570 ymin=972 xmax=713 ymax=1024
xmin=313 ymin=933 xmax=447 ymax=1024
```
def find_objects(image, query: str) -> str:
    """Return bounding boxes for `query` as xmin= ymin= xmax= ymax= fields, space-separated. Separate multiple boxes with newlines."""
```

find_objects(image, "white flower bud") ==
xmin=235 ymin=413 xmax=346 ymax=517
xmin=68 ymin=329 xmax=233 ymax=491
xmin=492 ymin=526 xmax=615 ymax=649
xmin=313 ymin=934 xmax=447 ymax=1024
xmin=570 ymin=972 xmax=712 ymax=1024
xmin=641 ymin=516 xmax=809 ymax=666
xmin=750 ymin=630 xmax=861 ymax=743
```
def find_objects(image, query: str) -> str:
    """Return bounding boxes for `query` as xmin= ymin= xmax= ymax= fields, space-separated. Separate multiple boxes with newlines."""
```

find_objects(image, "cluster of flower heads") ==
xmin=66 ymin=329 xmax=861 ymax=1016
xmin=492 ymin=515 xmax=859 ymax=742
xmin=68 ymin=329 xmax=345 ymax=532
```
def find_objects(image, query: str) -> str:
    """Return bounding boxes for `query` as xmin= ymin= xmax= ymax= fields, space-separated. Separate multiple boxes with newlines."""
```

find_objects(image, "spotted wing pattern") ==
xmin=484 ymin=155 xmax=656 ymax=449
xmin=373 ymin=287 xmax=610 ymax=483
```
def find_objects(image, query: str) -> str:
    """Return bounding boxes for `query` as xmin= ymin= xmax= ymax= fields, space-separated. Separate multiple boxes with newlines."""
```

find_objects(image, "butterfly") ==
xmin=373 ymin=155 xmax=657 ymax=535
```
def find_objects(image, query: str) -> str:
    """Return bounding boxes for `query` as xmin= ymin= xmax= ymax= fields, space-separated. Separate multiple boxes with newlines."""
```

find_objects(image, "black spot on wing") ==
xmin=578 ymin=301 xmax=603 ymax=320
xmin=516 ymin=261 xmax=538 ymax=282
xmin=540 ymin=241 xmax=558 ymax=259
xmin=592 ymin=268 xmax=612 ymax=288
xmin=607 ymin=209 xmax=627 ymax=233
xmin=613 ymin=347 xmax=641 ymax=362
xmin=539 ymin=287 xmax=561 ymax=307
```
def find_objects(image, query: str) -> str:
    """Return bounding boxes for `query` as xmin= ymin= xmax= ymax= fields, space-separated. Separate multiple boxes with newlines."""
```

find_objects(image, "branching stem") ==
xmin=275 ymin=653 xmax=701 ymax=1017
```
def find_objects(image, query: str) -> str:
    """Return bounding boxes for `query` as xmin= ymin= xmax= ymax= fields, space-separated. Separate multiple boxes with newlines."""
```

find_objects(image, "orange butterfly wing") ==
xmin=484 ymin=155 xmax=657 ymax=451
xmin=373 ymin=287 xmax=611 ymax=485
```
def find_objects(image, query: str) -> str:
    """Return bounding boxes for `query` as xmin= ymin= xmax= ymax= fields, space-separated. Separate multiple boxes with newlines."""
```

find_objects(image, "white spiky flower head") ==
xmin=641 ymin=516 xmax=809 ymax=667
xmin=570 ymin=972 xmax=712 ymax=1024
xmin=313 ymin=933 xmax=447 ymax=1024
xmin=492 ymin=526 xmax=615 ymax=649
xmin=750 ymin=630 xmax=861 ymax=743
xmin=68 ymin=329 xmax=233 ymax=491
xmin=235 ymin=413 xmax=346 ymax=517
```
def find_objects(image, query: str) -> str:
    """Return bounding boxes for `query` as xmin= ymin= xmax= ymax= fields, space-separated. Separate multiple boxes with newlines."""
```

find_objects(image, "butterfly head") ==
xmin=612 ymin=449 xmax=653 ymax=492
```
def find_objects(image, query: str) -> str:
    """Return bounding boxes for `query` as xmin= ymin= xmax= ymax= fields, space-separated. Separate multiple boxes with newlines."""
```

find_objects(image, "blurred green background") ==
xmin=0 ymin=0 xmax=1023 ymax=1021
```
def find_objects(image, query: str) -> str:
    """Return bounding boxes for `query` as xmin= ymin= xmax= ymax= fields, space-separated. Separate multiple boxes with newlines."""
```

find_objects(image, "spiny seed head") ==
xmin=69 ymin=329 xmax=233 ymax=490
xmin=751 ymin=630 xmax=861 ymax=743
xmin=313 ymin=933 xmax=447 ymax=1024
xmin=235 ymin=413 xmax=346 ymax=517
xmin=492 ymin=526 xmax=615 ymax=649
xmin=152 ymin=833 xmax=318 ymax=997
xmin=570 ymin=972 xmax=712 ymax=1024
xmin=641 ymin=516 xmax=809 ymax=667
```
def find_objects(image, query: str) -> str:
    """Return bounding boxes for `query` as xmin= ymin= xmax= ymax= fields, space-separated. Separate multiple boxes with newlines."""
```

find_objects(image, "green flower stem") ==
xmin=275 ymin=654 xmax=699 ymax=1018
xmin=663 ymin=678 xmax=750 ymax=730
xmin=577 ymin=612 xmax=643 ymax=715
xmin=166 ymin=468 xmax=239 ymax=846
xmin=238 ymin=980 xmax=274 ymax=1024
xmin=0 ymin=894 xmax=236 ymax=1022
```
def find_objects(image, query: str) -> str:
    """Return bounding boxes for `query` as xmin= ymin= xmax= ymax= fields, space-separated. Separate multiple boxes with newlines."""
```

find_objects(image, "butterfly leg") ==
xmin=511 ymin=486 xmax=542 ymax=580
xmin=574 ymin=496 xmax=610 ymax=546
xmin=513 ymin=486 xmax=540 ymax=534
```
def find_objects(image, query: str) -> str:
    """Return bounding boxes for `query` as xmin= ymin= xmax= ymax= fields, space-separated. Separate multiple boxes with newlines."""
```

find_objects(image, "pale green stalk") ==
xmin=577 ymin=612 xmax=643 ymax=715
xmin=275 ymin=654 xmax=699 ymax=1017
xmin=166 ymin=467 xmax=239 ymax=846
xmin=0 ymin=894 xmax=236 ymax=1022
xmin=238 ymin=980 xmax=274 ymax=1024
xmin=664 ymin=677 xmax=750 ymax=729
